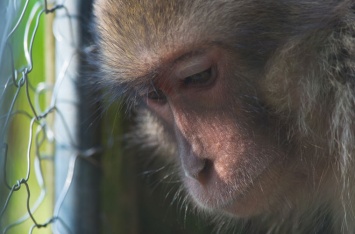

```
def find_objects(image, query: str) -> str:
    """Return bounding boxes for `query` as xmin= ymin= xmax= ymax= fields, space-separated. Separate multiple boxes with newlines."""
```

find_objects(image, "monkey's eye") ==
xmin=183 ymin=67 xmax=214 ymax=87
xmin=147 ymin=88 xmax=167 ymax=104
xmin=176 ymin=55 xmax=216 ymax=89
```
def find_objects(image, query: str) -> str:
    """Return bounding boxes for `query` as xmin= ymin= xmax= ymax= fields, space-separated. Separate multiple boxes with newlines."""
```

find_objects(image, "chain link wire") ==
xmin=0 ymin=0 xmax=82 ymax=233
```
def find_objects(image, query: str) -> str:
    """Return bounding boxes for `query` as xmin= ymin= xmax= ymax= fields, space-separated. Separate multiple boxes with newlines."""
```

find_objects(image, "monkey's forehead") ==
xmin=93 ymin=0 xmax=350 ymax=83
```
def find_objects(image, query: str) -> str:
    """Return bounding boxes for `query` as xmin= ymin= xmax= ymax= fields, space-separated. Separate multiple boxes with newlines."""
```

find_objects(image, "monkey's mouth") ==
xmin=182 ymin=155 xmax=277 ymax=216
xmin=185 ymin=176 xmax=241 ymax=212
xmin=183 ymin=163 xmax=249 ymax=212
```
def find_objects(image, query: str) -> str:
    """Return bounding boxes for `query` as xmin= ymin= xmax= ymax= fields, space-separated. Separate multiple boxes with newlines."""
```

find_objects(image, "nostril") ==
xmin=183 ymin=157 xmax=206 ymax=179
xmin=182 ymin=154 xmax=213 ymax=184
xmin=196 ymin=159 xmax=213 ymax=185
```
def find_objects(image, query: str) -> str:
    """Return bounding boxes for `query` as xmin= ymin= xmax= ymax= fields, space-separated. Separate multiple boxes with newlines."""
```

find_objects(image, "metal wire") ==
xmin=0 ymin=0 xmax=84 ymax=233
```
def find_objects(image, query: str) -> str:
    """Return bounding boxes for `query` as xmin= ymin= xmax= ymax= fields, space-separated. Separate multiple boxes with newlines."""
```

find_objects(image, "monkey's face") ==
xmin=140 ymin=45 xmax=293 ymax=217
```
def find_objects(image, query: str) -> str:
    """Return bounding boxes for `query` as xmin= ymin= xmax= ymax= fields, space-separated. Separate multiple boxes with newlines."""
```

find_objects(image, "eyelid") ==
xmin=175 ymin=56 xmax=212 ymax=79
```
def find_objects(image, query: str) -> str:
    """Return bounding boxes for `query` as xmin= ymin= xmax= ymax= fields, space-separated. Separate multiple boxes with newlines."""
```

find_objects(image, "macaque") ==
xmin=92 ymin=0 xmax=355 ymax=233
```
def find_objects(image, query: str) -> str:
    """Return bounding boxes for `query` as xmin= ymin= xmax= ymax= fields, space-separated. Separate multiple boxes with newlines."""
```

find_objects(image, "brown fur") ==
xmin=93 ymin=0 xmax=355 ymax=233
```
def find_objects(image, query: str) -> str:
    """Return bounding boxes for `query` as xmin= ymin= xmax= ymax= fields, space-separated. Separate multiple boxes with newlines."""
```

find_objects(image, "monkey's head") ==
xmin=93 ymin=0 xmax=355 ymax=231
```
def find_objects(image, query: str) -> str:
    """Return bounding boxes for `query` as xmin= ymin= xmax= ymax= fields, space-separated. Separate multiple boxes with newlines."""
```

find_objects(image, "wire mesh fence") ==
xmin=0 ymin=1 xmax=100 ymax=233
